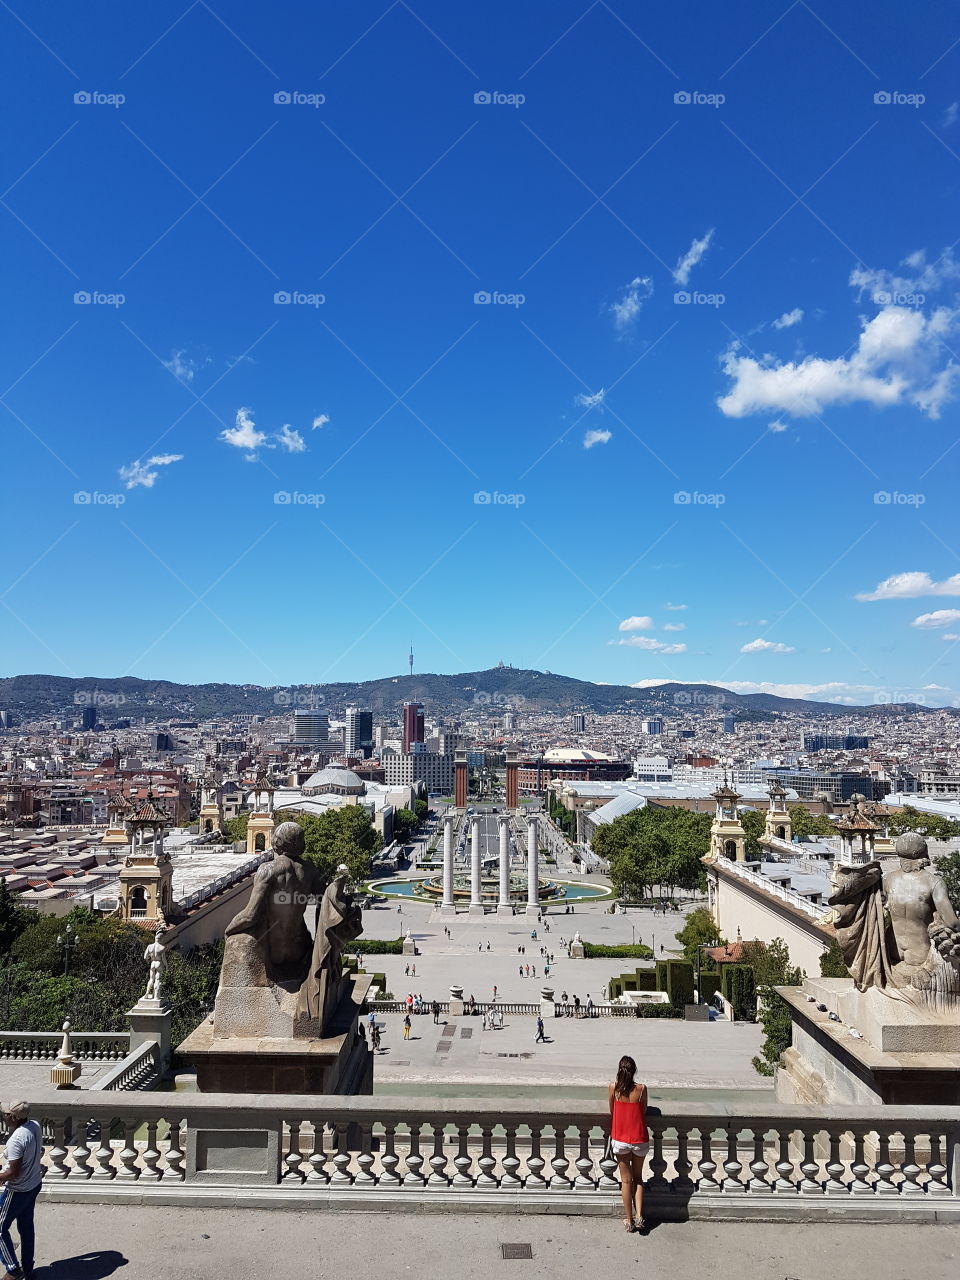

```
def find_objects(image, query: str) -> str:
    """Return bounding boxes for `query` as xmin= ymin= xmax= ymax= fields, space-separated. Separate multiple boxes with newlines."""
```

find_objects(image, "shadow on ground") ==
xmin=37 ymin=1250 xmax=128 ymax=1278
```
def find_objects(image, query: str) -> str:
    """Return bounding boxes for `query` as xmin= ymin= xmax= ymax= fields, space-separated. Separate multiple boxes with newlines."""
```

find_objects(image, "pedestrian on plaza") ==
xmin=524 ymin=964 xmax=529 ymax=977
xmin=432 ymin=1000 xmax=440 ymax=1024
xmin=535 ymin=1016 xmax=546 ymax=1043
xmin=372 ymin=1025 xmax=382 ymax=1052
xmin=402 ymin=1014 xmax=412 ymax=1040
xmin=586 ymin=994 xmax=594 ymax=1018
xmin=574 ymin=994 xmax=581 ymax=1018
xmin=532 ymin=965 xmax=536 ymax=978
xmin=405 ymin=963 xmax=409 ymax=976
xmin=367 ymin=1010 xmax=377 ymax=1035
xmin=607 ymin=1055 xmax=649 ymax=1233
xmin=482 ymin=1009 xmax=490 ymax=1031
xmin=411 ymin=964 xmax=417 ymax=977
xmin=519 ymin=965 xmax=523 ymax=977
xmin=0 ymin=1098 xmax=44 ymax=1280
xmin=486 ymin=941 xmax=491 ymax=951
xmin=561 ymin=990 xmax=568 ymax=1015
xmin=478 ymin=944 xmax=482 ymax=953
xmin=492 ymin=985 xmax=497 ymax=999
xmin=406 ymin=993 xmax=414 ymax=1015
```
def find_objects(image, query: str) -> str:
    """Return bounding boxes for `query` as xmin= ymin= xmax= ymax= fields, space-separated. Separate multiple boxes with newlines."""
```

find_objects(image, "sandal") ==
xmin=623 ymin=1218 xmax=635 ymax=1232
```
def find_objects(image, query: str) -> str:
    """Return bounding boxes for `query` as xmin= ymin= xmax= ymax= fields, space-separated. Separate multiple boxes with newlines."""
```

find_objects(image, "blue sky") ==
xmin=4 ymin=1 xmax=960 ymax=706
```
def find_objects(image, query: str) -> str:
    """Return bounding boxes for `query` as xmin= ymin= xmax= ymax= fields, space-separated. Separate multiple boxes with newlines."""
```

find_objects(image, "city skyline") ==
xmin=4 ymin=3 xmax=960 ymax=706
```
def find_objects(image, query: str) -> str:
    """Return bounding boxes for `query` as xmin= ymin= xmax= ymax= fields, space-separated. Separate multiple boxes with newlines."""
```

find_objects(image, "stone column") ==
xmin=469 ymin=815 xmax=484 ymax=916
xmin=440 ymin=814 xmax=456 ymax=917
xmin=497 ymin=815 xmax=512 ymax=914
xmin=526 ymin=817 xmax=540 ymax=916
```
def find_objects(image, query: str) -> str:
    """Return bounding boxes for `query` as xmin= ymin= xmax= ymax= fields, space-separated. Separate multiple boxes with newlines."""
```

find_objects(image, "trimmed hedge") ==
xmin=582 ymin=943 xmax=654 ymax=960
xmin=656 ymin=958 xmax=695 ymax=1012
xmin=699 ymin=971 xmax=721 ymax=1005
xmin=352 ymin=938 xmax=405 ymax=955
xmin=629 ymin=1002 xmax=682 ymax=1018
xmin=607 ymin=967 xmax=658 ymax=999
xmin=721 ymin=962 xmax=757 ymax=1020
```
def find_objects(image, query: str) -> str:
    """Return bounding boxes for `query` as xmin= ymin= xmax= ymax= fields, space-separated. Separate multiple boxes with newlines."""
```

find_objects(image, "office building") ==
xmin=344 ymin=708 xmax=374 ymax=759
xmin=81 ymin=705 xmax=98 ymax=731
xmin=723 ymin=715 xmax=736 ymax=734
xmin=641 ymin=717 xmax=663 ymax=735
xmin=573 ymin=713 xmax=586 ymax=733
xmin=402 ymin=701 xmax=424 ymax=753
xmin=383 ymin=750 xmax=453 ymax=793
xmin=292 ymin=711 xmax=329 ymax=745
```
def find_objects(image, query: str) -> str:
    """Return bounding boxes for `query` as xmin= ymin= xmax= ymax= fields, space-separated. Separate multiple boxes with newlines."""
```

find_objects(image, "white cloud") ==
xmin=277 ymin=425 xmax=306 ymax=454
xmin=664 ymin=602 xmax=687 ymax=610
xmin=768 ymin=420 xmax=788 ymax=432
xmin=718 ymin=303 xmax=960 ymax=420
xmin=612 ymin=636 xmax=686 ymax=653
xmin=857 ymin=571 xmax=960 ymax=601
xmin=221 ymin=407 xmax=268 ymax=455
xmin=162 ymin=349 xmax=204 ymax=383
xmin=673 ymin=229 xmax=714 ymax=286
xmin=119 ymin=453 xmax=183 ymax=489
xmin=924 ymin=683 xmax=948 ymax=690
xmin=662 ymin=622 xmax=686 ymax=632
xmin=618 ymin=616 xmax=654 ymax=632
xmin=850 ymin=248 xmax=960 ymax=302
xmin=912 ymin=609 xmax=960 ymax=629
xmin=575 ymin=389 xmax=606 ymax=409
xmin=312 ymin=414 xmax=330 ymax=430
xmin=735 ymin=618 xmax=769 ymax=626
xmin=943 ymin=633 xmax=960 ymax=641
xmin=583 ymin=428 xmax=612 ymax=449
xmin=706 ymin=679 xmax=882 ymax=702
xmin=772 ymin=308 xmax=803 ymax=330
xmin=740 ymin=637 xmax=795 ymax=654
xmin=610 ymin=276 xmax=653 ymax=331
xmin=945 ymin=102 xmax=959 ymax=128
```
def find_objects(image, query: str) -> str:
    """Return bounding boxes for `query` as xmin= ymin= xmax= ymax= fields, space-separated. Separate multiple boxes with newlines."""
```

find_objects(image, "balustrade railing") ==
xmin=21 ymin=1093 xmax=960 ymax=1220
xmin=367 ymin=1000 xmax=669 ymax=1018
xmin=90 ymin=1041 xmax=162 ymax=1092
xmin=0 ymin=1032 xmax=130 ymax=1061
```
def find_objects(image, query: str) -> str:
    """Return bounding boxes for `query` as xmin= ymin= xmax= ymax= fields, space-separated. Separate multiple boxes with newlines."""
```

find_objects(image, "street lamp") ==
xmin=57 ymin=925 xmax=76 ymax=978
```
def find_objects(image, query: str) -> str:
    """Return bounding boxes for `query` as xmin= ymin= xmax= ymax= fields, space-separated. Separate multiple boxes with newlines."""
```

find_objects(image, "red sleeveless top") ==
xmin=611 ymin=1095 xmax=648 ymax=1144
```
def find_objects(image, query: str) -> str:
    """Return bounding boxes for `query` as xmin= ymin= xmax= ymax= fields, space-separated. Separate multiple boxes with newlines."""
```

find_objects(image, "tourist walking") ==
xmin=586 ymin=994 xmax=594 ymax=1018
xmin=402 ymin=1014 xmax=412 ymax=1040
xmin=371 ymin=1025 xmax=381 ymax=1052
xmin=535 ymin=1016 xmax=546 ymax=1043
xmin=573 ymin=994 xmax=581 ymax=1018
xmin=607 ymin=1056 xmax=649 ymax=1233
xmin=0 ymin=1098 xmax=43 ymax=1280
xmin=431 ymin=1000 xmax=440 ymax=1024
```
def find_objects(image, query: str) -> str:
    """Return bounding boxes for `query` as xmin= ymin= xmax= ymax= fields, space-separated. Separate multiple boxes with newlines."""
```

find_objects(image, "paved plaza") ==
xmin=24 ymin=1204 xmax=960 ymax=1280
xmin=358 ymin=886 xmax=767 ymax=1090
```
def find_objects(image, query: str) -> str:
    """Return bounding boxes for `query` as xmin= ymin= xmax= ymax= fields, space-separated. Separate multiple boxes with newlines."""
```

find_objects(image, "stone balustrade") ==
xmin=19 ymin=1092 xmax=960 ymax=1220
xmin=0 ymin=1032 xmax=131 ymax=1061
xmin=89 ymin=1041 xmax=163 ymax=1092
xmin=368 ymin=1000 xmax=668 ymax=1018
xmin=718 ymin=857 xmax=825 ymax=919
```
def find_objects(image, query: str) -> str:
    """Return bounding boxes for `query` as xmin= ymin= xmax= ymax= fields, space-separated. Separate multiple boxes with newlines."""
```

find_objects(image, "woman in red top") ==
xmin=607 ymin=1055 xmax=649 ymax=1232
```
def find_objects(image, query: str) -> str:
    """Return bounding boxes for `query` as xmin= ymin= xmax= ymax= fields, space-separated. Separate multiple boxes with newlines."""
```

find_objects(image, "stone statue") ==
xmin=829 ymin=832 xmax=960 ymax=1011
xmin=295 ymin=863 xmax=363 ymax=1037
xmin=143 ymin=928 xmax=166 ymax=1002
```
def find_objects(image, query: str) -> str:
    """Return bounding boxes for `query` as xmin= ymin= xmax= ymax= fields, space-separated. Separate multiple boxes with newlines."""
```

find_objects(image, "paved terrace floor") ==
xmin=25 ymin=1205 xmax=960 ymax=1280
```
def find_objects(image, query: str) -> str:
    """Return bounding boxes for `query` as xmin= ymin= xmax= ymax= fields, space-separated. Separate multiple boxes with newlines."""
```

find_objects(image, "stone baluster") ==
xmin=164 ymin=1118 xmax=185 ymax=1181
xmin=46 ymin=1121 xmax=69 ymax=1180
xmin=91 ymin=1123 xmax=116 ymax=1180
xmin=598 ymin=1139 xmax=619 ymax=1191
xmin=452 ymin=1126 xmax=474 ymax=1186
xmin=428 ymin=1124 xmax=449 ymax=1186
xmin=925 ymin=1131 xmax=951 ymax=1197
xmin=550 ymin=1125 xmax=572 ymax=1188
xmin=819 ymin=1127 xmax=845 ymax=1195
xmin=646 ymin=1121 xmax=670 ymax=1196
xmin=140 ymin=1121 xmax=162 ymax=1182
xmin=282 ymin=1121 xmax=305 ymax=1182
xmin=356 ymin=1128 xmax=377 ymax=1186
xmin=305 ymin=1122 xmax=328 ymax=1183
xmin=773 ymin=1130 xmax=795 ymax=1194
xmin=798 ymin=1130 xmax=823 ymax=1195
xmin=672 ymin=1124 xmax=695 ymax=1195
xmin=330 ymin=1125 xmax=353 ymax=1184
xmin=846 ymin=1127 xmax=871 ymax=1196
xmin=697 ymin=1128 xmax=720 ymax=1191
xmin=380 ymin=1123 xmax=401 ymax=1184
xmin=115 ymin=1122 xmax=139 ymax=1180
xmin=899 ymin=1131 xmax=923 ymax=1197
xmin=501 ymin=1126 xmax=522 ymax=1187
xmin=404 ymin=1123 xmax=427 ymax=1186
xmin=874 ymin=1133 xmax=898 ymax=1197
xmin=747 ymin=1128 xmax=771 ymax=1193
xmin=70 ymin=1122 xmax=93 ymax=1180
xmin=477 ymin=1128 xmax=498 ymax=1186
xmin=573 ymin=1128 xmax=595 ymax=1189
xmin=721 ymin=1126 xmax=745 ymax=1193
xmin=526 ymin=1125 xmax=547 ymax=1187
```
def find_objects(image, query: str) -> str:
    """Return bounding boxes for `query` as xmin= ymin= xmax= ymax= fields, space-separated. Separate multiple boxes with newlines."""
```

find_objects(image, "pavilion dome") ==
xmin=302 ymin=763 xmax=365 ymax=796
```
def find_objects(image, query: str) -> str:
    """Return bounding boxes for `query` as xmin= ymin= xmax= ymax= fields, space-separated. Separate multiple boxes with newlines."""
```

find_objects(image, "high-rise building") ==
xmin=723 ymin=715 xmax=736 ymax=734
xmin=402 ymin=701 xmax=424 ymax=753
xmin=81 ymin=705 xmax=98 ymax=731
xmin=573 ymin=713 xmax=586 ymax=733
xmin=383 ymin=751 xmax=453 ymax=793
xmin=344 ymin=708 xmax=374 ymax=758
xmin=641 ymin=717 xmax=663 ymax=735
xmin=292 ymin=711 xmax=329 ymax=744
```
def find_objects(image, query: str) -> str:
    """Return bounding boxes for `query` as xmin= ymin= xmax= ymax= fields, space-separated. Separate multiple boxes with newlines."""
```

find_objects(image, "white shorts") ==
xmin=612 ymin=1140 xmax=650 ymax=1158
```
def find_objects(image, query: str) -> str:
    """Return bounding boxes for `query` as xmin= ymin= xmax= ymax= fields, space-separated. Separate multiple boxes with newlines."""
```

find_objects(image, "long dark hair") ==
xmin=614 ymin=1055 xmax=637 ymax=1099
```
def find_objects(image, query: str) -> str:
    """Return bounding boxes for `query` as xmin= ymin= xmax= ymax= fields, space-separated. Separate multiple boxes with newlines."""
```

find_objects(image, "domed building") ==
xmin=301 ymin=764 xmax=365 ymax=797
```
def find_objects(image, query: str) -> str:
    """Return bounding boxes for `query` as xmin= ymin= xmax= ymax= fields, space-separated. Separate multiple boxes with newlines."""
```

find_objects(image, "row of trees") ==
xmin=592 ymin=806 xmax=710 ymax=900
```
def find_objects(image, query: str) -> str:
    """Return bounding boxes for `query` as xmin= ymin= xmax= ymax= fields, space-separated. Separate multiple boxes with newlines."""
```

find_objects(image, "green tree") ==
xmin=164 ymin=940 xmax=224 ymax=1048
xmin=934 ymin=851 xmax=960 ymax=913
xmin=743 ymin=938 xmax=803 ymax=1077
xmin=393 ymin=808 xmax=417 ymax=844
xmin=414 ymin=798 xmax=428 ymax=821
xmin=819 ymin=937 xmax=848 ymax=978
xmin=788 ymin=805 xmax=835 ymax=839
xmin=222 ymin=813 xmax=249 ymax=843
xmin=275 ymin=806 xmax=381 ymax=888
xmin=740 ymin=808 xmax=766 ymax=859
xmin=889 ymin=806 xmax=960 ymax=839
xmin=675 ymin=907 xmax=724 ymax=965
xmin=593 ymin=806 xmax=710 ymax=899
xmin=0 ymin=880 xmax=31 ymax=958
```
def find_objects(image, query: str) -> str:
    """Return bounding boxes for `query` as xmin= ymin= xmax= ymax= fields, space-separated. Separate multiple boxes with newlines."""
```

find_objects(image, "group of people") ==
xmin=558 ymin=991 xmax=594 ymax=1017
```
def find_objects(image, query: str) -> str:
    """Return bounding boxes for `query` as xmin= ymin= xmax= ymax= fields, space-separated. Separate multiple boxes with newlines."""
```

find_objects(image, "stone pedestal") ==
xmin=448 ymin=984 xmax=465 ymax=1017
xmin=402 ymin=934 xmax=416 ymax=956
xmin=127 ymin=999 xmax=173 ymax=1069
xmin=539 ymin=987 xmax=557 ymax=1018
xmin=570 ymin=940 xmax=585 ymax=959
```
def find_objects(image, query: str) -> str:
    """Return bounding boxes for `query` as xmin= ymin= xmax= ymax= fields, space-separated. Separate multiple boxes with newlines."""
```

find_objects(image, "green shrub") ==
xmin=656 ymin=958 xmax=694 ymax=1012
xmin=721 ymin=963 xmax=757 ymax=1021
xmin=351 ymin=938 xmax=405 ymax=955
xmin=582 ymin=942 xmax=653 ymax=960
xmin=699 ymin=971 xmax=721 ymax=1005
xmin=627 ymin=1002 xmax=681 ymax=1018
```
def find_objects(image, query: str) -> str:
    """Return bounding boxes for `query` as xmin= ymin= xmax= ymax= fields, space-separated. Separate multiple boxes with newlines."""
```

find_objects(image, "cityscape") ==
xmin=2 ymin=1 xmax=960 ymax=1278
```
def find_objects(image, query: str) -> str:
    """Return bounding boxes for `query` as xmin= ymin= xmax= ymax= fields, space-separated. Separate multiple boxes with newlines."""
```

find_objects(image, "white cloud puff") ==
xmin=664 ymin=602 xmax=687 ymax=610
xmin=772 ymin=308 xmax=803 ymax=330
xmin=575 ymin=389 xmax=606 ymax=409
xmin=610 ymin=276 xmax=653 ymax=331
xmin=740 ymin=637 xmax=795 ymax=654
xmin=119 ymin=453 xmax=183 ymax=489
xmin=662 ymin=622 xmax=686 ymax=632
xmin=857 ymin=571 xmax=960 ymax=601
xmin=618 ymin=616 xmax=654 ymax=632
xmin=312 ymin=414 xmax=330 ymax=430
xmin=673 ymin=229 xmax=714 ymax=286
xmin=277 ymin=425 xmax=306 ymax=453
xmin=583 ymin=428 xmax=612 ymax=448
xmin=611 ymin=636 xmax=687 ymax=653
xmin=912 ymin=609 xmax=960 ymax=629
xmin=221 ymin=407 xmax=268 ymax=455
